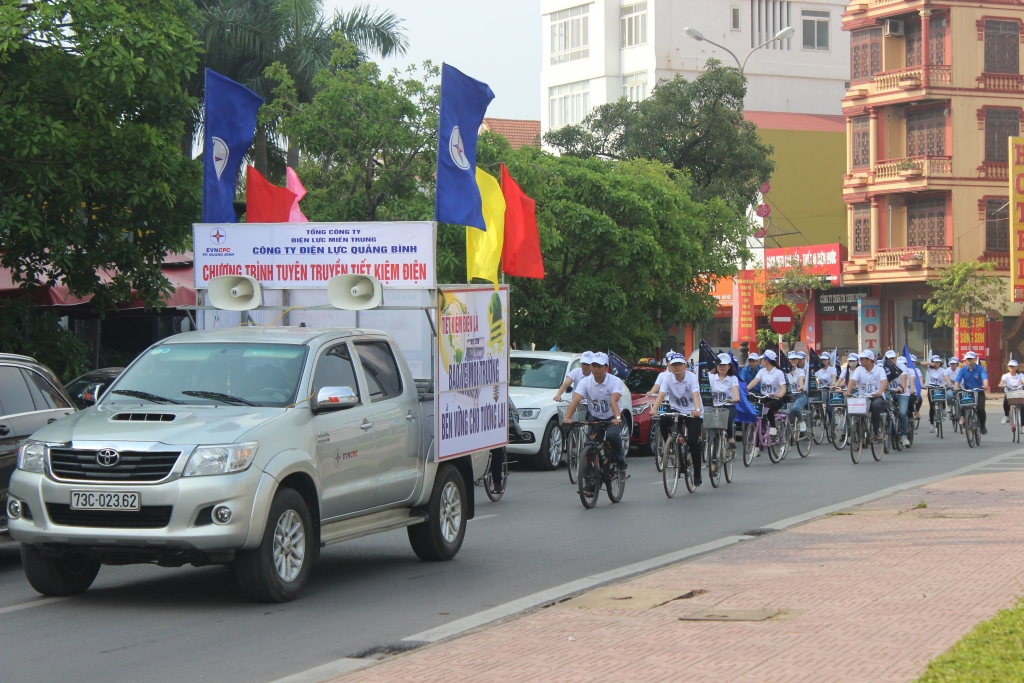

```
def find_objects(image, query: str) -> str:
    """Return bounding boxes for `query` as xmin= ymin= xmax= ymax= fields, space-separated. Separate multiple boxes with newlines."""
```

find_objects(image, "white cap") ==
xmin=717 ymin=353 xmax=732 ymax=365
xmin=910 ymin=354 xmax=918 ymax=362
xmin=896 ymin=356 xmax=907 ymax=366
xmin=787 ymin=351 xmax=799 ymax=359
xmin=580 ymin=351 xmax=595 ymax=364
xmin=820 ymin=352 xmax=831 ymax=360
xmin=665 ymin=351 xmax=685 ymax=365
xmin=859 ymin=350 xmax=876 ymax=361
xmin=949 ymin=357 xmax=959 ymax=364
xmin=747 ymin=353 xmax=760 ymax=361
xmin=797 ymin=351 xmax=806 ymax=359
xmin=590 ymin=352 xmax=609 ymax=366
xmin=885 ymin=350 xmax=897 ymax=359
xmin=762 ymin=349 xmax=778 ymax=362
xmin=964 ymin=351 xmax=978 ymax=360
xmin=848 ymin=353 xmax=860 ymax=362
xmin=1010 ymin=359 xmax=1019 ymax=367
xmin=931 ymin=355 xmax=942 ymax=362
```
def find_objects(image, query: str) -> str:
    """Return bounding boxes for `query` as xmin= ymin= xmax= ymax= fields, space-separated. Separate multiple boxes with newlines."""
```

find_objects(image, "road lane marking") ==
xmin=470 ymin=514 xmax=498 ymax=521
xmin=0 ymin=597 xmax=69 ymax=615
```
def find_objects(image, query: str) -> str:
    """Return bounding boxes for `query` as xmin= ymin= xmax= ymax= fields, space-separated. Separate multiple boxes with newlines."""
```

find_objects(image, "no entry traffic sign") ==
xmin=769 ymin=304 xmax=795 ymax=335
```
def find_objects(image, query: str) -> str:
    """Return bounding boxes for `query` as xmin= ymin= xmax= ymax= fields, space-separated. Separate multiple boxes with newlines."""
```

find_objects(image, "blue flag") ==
xmin=902 ymin=343 xmax=922 ymax=393
xmin=608 ymin=350 xmax=632 ymax=380
xmin=730 ymin=351 xmax=757 ymax=424
xmin=435 ymin=64 xmax=494 ymax=231
xmin=202 ymin=69 xmax=264 ymax=223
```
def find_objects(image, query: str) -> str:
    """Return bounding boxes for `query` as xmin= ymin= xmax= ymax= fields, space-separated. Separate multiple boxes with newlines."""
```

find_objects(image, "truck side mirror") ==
xmin=315 ymin=386 xmax=359 ymax=412
xmin=80 ymin=382 xmax=105 ymax=406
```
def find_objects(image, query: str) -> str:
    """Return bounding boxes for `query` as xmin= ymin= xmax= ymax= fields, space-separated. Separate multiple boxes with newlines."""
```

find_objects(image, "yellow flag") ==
xmin=466 ymin=167 xmax=505 ymax=288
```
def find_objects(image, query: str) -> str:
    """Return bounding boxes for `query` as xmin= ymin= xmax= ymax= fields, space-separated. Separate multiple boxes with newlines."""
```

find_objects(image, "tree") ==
xmin=0 ymin=298 xmax=89 ymax=381
xmin=261 ymin=40 xmax=438 ymax=222
xmin=0 ymin=0 xmax=202 ymax=313
xmin=756 ymin=263 xmax=832 ymax=352
xmin=924 ymin=262 xmax=1006 ymax=329
xmin=543 ymin=61 xmax=775 ymax=211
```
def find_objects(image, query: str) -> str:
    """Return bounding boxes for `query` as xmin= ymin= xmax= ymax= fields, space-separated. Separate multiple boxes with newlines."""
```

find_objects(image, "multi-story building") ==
xmin=540 ymin=0 xmax=852 ymax=138
xmin=840 ymin=0 xmax=1023 ymax=362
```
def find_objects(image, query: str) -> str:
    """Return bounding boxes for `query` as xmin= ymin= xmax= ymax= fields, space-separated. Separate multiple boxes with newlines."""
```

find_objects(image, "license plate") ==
xmin=70 ymin=491 xmax=140 ymax=511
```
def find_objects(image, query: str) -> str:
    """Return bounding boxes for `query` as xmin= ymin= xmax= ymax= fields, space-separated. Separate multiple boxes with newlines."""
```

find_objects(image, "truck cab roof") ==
xmin=161 ymin=326 xmax=389 ymax=346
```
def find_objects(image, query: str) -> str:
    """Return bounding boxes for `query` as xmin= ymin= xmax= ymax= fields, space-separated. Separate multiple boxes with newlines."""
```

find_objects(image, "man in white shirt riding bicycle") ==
xmin=845 ymin=350 xmax=889 ymax=440
xmin=554 ymin=351 xmax=594 ymax=402
xmin=651 ymin=351 xmax=704 ymax=486
xmin=562 ymin=352 xmax=628 ymax=470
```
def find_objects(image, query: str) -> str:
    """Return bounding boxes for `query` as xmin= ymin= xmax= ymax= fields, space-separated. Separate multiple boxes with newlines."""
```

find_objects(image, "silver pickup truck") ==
xmin=6 ymin=327 xmax=487 ymax=602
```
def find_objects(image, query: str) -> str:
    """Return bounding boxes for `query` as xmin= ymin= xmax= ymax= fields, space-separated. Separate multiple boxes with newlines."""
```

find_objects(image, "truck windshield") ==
xmin=105 ymin=343 xmax=308 ymax=408
xmin=510 ymin=357 xmax=568 ymax=389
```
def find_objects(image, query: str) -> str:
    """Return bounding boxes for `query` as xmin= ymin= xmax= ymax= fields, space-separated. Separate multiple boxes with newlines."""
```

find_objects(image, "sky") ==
xmin=324 ymin=0 xmax=541 ymax=121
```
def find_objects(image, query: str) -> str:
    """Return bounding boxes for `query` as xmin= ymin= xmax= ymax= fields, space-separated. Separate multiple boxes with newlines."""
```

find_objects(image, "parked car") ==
xmin=0 ymin=354 xmax=76 ymax=533
xmin=7 ymin=327 xmax=488 ymax=602
xmin=63 ymin=367 xmax=124 ymax=409
xmin=507 ymin=351 xmax=632 ymax=470
xmin=624 ymin=363 xmax=664 ymax=455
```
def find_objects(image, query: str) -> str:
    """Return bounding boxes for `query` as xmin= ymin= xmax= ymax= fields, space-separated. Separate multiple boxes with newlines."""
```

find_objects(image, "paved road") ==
xmin=1 ymin=416 xmax=1021 ymax=683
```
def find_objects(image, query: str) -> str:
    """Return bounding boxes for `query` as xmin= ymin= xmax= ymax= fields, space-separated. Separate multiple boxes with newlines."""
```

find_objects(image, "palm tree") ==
xmin=191 ymin=0 xmax=408 ymax=174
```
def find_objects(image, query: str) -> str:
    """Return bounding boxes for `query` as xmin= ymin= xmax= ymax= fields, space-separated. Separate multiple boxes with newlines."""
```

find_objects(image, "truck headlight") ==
xmin=630 ymin=405 xmax=649 ymax=416
xmin=517 ymin=408 xmax=540 ymax=420
xmin=17 ymin=441 xmax=46 ymax=473
xmin=183 ymin=442 xmax=258 ymax=477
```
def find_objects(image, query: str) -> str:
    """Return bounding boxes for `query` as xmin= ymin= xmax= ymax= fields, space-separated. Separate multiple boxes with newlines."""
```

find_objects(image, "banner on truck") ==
xmin=435 ymin=286 xmax=509 ymax=461
xmin=193 ymin=222 xmax=436 ymax=289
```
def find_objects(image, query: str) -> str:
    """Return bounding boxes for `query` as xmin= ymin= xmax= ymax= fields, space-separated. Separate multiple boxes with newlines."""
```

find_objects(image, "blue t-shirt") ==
xmin=739 ymin=366 xmax=758 ymax=385
xmin=955 ymin=364 xmax=988 ymax=390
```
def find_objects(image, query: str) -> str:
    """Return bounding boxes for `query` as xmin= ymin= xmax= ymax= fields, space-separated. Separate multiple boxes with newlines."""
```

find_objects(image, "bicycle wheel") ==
xmin=966 ymin=410 xmax=976 ymax=448
xmin=892 ymin=414 xmax=903 ymax=453
xmin=683 ymin=442 xmax=696 ymax=494
xmin=1014 ymin=406 xmax=1021 ymax=444
xmin=662 ymin=434 xmax=680 ymax=498
xmin=797 ymin=415 xmax=812 ymax=458
xmin=567 ymin=429 xmax=581 ymax=485
xmin=578 ymin=445 xmax=601 ymax=508
xmin=653 ymin=426 xmax=665 ymax=472
xmin=812 ymin=406 xmax=825 ymax=445
xmin=951 ymin=403 xmax=960 ymax=433
xmin=708 ymin=432 xmax=722 ymax=488
xmin=850 ymin=416 xmax=862 ymax=464
xmin=832 ymin=408 xmax=848 ymax=450
xmin=906 ymin=416 xmax=915 ymax=449
xmin=724 ymin=438 xmax=735 ymax=483
xmin=743 ymin=423 xmax=758 ymax=467
xmin=606 ymin=465 xmax=625 ymax=503
xmin=935 ymin=406 xmax=944 ymax=439
xmin=484 ymin=454 xmax=507 ymax=502
xmin=768 ymin=421 xmax=787 ymax=463
xmin=882 ymin=414 xmax=892 ymax=454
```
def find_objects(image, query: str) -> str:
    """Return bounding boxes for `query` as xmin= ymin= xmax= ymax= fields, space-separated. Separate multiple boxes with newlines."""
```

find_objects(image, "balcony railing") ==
xmin=874 ymin=156 xmax=953 ymax=182
xmin=874 ymin=66 xmax=951 ymax=91
xmin=976 ymin=73 xmax=1024 ymax=92
xmin=874 ymin=247 xmax=952 ymax=270
xmin=978 ymin=161 xmax=1009 ymax=180
xmin=980 ymin=251 xmax=1011 ymax=270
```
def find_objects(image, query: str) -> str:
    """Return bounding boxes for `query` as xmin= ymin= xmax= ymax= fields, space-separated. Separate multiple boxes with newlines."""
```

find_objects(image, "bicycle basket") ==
xmin=703 ymin=407 xmax=731 ymax=430
xmin=557 ymin=403 xmax=586 ymax=423
xmin=1007 ymin=389 xmax=1024 ymax=405
xmin=829 ymin=393 xmax=846 ymax=406
xmin=957 ymin=391 xmax=976 ymax=407
xmin=809 ymin=390 xmax=824 ymax=405
xmin=930 ymin=389 xmax=947 ymax=402
xmin=751 ymin=401 xmax=765 ymax=418
xmin=847 ymin=397 xmax=868 ymax=415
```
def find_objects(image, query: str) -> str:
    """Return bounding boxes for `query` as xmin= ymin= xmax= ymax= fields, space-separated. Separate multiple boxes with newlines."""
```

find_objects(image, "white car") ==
xmin=507 ymin=351 xmax=633 ymax=470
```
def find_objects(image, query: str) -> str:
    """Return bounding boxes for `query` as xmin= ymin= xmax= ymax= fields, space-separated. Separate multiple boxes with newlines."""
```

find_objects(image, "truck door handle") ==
xmin=406 ymin=412 xmax=416 ymax=421
xmin=0 ymin=425 xmax=8 ymax=436
xmin=360 ymin=420 xmax=373 ymax=430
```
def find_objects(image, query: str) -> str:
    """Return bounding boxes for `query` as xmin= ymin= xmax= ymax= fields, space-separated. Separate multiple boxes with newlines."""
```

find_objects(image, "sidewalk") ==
xmin=335 ymin=468 xmax=1024 ymax=683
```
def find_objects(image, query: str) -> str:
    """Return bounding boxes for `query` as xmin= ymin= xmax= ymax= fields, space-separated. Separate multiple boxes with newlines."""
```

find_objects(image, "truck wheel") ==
xmin=21 ymin=544 xmax=100 ymax=596
xmin=235 ymin=487 xmax=313 ymax=603
xmin=408 ymin=464 xmax=466 ymax=561
xmin=536 ymin=419 xmax=562 ymax=471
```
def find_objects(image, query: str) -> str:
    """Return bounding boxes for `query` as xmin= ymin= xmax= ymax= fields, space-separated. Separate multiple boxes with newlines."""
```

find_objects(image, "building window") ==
xmin=622 ymin=72 xmax=648 ymax=102
xmin=986 ymin=199 xmax=1010 ymax=252
xmin=750 ymin=0 xmax=791 ymax=50
xmin=549 ymin=80 xmax=590 ymax=128
xmin=732 ymin=7 xmax=741 ymax=31
xmin=851 ymin=28 xmax=882 ymax=82
xmin=550 ymin=4 xmax=590 ymax=65
xmin=985 ymin=108 xmax=1020 ymax=162
xmin=852 ymin=117 xmax=870 ymax=169
xmin=853 ymin=204 xmax=871 ymax=255
xmin=907 ymin=196 xmax=947 ymax=247
xmin=905 ymin=17 xmax=945 ymax=66
xmin=906 ymin=107 xmax=946 ymax=157
xmin=985 ymin=20 xmax=1019 ymax=74
xmin=621 ymin=3 xmax=647 ymax=48
xmin=802 ymin=10 xmax=829 ymax=51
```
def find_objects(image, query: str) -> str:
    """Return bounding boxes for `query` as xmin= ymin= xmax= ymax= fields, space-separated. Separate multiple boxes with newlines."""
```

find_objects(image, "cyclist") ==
xmin=740 ymin=353 xmax=760 ymax=385
xmin=747 ymin=349 xmax=787 ymax=436
xmin=710 ymin=352 xmax=741 ymax=450
xmin=909 ymin=354 xmax=924 ymax=422
xmin=554 ymin=351 xmax=593 ymax=402
xmin=816 ymin=352 xmax=838 ymax=420
xmin=786 ymin=351 xmax=808 ymax=434
xmin=845 ymin=350 xmax=889 ymax=440
xmin=562 ymin=352 xmax=628 ymax=469
xmin=834 ymin=353 xmax=859 ymax=389
xmin=651 ymin=351 xmax=704 ymax=485
xmin=946 ymin=357 xmax=960 ymax=404
xmin=926 ymin=354 xmax=950 ymax=433
xmin=895 ymin=356 xmax=912 ymax=447
xmin=1000 ymin=359 xmax=1023 ymax=425
xmin=953 ymin=351 xmax=989 ymax=435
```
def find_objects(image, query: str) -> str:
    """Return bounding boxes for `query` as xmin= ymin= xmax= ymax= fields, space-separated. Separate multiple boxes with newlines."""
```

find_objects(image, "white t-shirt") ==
xmin=708 ymin=374 xmax=739 ymax=407
xmin=926 ymin=366 xmax=950 ymax=386
xmin=656 ymin=370 xmax=702 ymax=414
xmin=815 ymin=365 xmax=837 ymax=389
xmin=565 ymin=368 xmax=586 ymax=387
xmin=753 ymin=367 xmax=787 ymax=397
xmin=896 ymin=368 xmax=912 ymax=396
xmin=788 ymin=366 xmax=806 ymax=393
xmin=838 ymin=364 xmax=858 ymax=386
xmin=851 ymin=364 xmax=888 ymax=397
xmin=1002 ymin=372 xmax=1024 ymax=392
xmin=573 ymin=374 xmax=625 ymax=420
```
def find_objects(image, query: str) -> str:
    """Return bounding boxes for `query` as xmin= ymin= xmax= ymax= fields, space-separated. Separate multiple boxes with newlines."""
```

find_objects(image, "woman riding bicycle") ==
xmin=710 ymin=353 xmax=741 ymax=450
xmin=651 ymin=351 xmax=704 ymax=486
xmin=1000 ymin=359 xmax=1023 ymax=425
xmin=845 ymin=350 xmax=889 ymax=440
xmin=834 ymin=353 xmax=859 ymax=389
xmin=746 ymin=349 xmax=787 ymax=435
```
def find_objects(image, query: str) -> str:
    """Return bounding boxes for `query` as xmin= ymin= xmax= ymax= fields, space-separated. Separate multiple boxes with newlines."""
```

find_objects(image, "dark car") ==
xmin=625 ymin=364 xmax=664 ymax=455
xmin=63 ymin=367 xmax=125 ymax=409
xmin=0 ymin=354 xmax=75 ymax=531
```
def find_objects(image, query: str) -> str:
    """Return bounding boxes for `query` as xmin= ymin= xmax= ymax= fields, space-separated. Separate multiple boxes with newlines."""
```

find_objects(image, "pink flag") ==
xmin=286 ymin=167 xmax=308 ymax=222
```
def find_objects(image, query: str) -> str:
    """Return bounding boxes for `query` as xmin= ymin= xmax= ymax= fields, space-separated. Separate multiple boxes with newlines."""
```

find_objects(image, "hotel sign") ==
xmin=1010 ymin=137 xmax=1024 ymax=302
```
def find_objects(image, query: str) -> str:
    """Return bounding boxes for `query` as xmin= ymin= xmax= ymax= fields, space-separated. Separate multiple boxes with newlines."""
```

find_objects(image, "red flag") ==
xmin=245 ymin=166 xmax=296 ymax=222
xmin=499 ymin=164 xmax=544 ymax=279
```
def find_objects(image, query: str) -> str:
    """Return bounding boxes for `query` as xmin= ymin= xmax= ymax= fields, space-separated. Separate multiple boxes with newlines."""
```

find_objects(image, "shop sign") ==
xmin=954 ymin=314 xmax=986 ymax=359
xmin=816 ymin=286 xmax=873 ymax=315
xmin=1010 ymin=137 xmax=1024 ymax=302
xmin=731 ymin=270 xmax=758 ymax=343
xmin=764 ymin=244 xmax=846 ymax=285
xmin=858 ymin=298 xmax=880 ymax=351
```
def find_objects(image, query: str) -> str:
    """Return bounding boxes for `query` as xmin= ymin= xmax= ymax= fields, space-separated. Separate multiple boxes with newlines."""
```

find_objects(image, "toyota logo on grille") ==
xmin=96 ymin=448 xmax=121 ymax=467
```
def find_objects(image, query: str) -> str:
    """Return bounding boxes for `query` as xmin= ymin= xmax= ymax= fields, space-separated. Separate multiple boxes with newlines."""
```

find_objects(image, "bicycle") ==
xmin=1008 ymin=390 xmax=1024 ymax=443
xmin=828 ymin=390 xmax=849 ymax=450
xmin=810 ymin=389 xmax=827 ymax=446
xmin=742 ymin=394 xmax=790 ymax=466
xmin=928 ymin=384 xmax=946 ymax=440
xmin=702 ymin=405 xmax=735 ymax=488
xmin=846 ymin=393 xmax=882 ymax=464
xmin=950 ymin=392 xmax=961 ymax=434
xmin=575 ymin=420 xmax=627 ymax=508
xmin=957 ymin=389 xmax=982 ymax=448
xmin=476 ymin=448 xmax=510 ymax=502
xmin=660 ymin=411 xmax=696 ymax=497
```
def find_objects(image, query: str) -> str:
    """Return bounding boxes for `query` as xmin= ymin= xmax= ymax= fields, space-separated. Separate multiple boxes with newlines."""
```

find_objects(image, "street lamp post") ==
xmin=683 ymin=26 xmax=796 ymax=74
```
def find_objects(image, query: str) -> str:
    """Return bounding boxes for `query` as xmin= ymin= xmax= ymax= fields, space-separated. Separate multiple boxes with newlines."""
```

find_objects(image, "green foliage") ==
xmin=262 ymin=40 xmax=438 ymax=221
xmin=756 ymin=263 xmax=832 ymax=351
xmin=0 ymin=298 xmax=89 ymax=381
xmin=0 ymin=0 xmax=202 ymax=314
xmin=924 ymin=262 xmax=1006 ymax=330
xmin=914 ymin=597 xmax=1024 ymax=683
xmin=543 ymin=60 xmax=775 ymax=210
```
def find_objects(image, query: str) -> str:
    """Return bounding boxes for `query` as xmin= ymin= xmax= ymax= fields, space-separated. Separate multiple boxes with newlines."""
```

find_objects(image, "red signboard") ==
xmin=769 ymin=304 xmax=795 ymax=334
xmin=954 ymin=314 xmax=986 ymax=358
xmin=764 ymin=243 xmax=846 ymax=285
xmin=731 ymin=270 xmax=758 ymax=343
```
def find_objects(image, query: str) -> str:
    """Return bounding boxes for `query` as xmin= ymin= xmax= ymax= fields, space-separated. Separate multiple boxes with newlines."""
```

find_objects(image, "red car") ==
xmin=624 ymin=363 xmax=664 ymax=455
